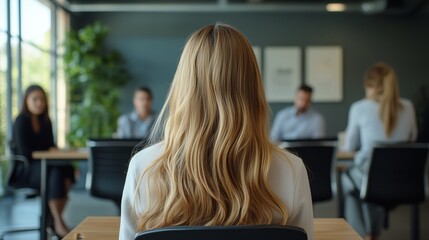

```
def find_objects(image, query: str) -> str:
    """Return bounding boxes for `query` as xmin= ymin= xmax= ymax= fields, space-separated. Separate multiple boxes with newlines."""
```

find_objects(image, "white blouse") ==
xmin=119 ymin=142 xmax=314 ymax=240
xmin=342 ymin=98 xmax=418 ymax=171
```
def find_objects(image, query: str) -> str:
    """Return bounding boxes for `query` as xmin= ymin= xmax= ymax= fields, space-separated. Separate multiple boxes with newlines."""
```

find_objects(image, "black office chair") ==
xmin=359 ymin=142 xmax=429 ymax=240
xmin=135 ymin=225 xmax=307 ymax=240
xmin=0 ymin=154 xmax=40 ymax=240
xmin=86 ymin=138 xmax=143 ymax=213
xmin=280 ymin=139 xmax=337 ymax=203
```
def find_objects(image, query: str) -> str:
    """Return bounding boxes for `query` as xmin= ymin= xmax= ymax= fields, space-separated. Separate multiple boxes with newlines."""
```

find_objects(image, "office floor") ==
xmin=0 ymin=190 xmax=428 ymax=240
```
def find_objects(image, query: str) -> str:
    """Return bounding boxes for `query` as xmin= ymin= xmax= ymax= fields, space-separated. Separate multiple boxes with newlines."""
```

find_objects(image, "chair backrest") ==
xmin=7 ymin=154 xmax=30 ymax=188
xmin=135 ymin=225 xmax=307 ymax=240
xmin=6 ymin=140 xmax=39 ymax=194
xmin=86 ymin=138 xmax=144 ymax=206
xmin=361 ymin=142 xmax=429 ymax=207
xmin=280 ymin=139 xmax=337 ymax=202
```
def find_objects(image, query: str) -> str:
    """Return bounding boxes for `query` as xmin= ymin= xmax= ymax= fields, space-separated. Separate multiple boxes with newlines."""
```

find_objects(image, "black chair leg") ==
xmin=411 ymin=204 xmax=420 ymax=240
xmin=337 ymin=169 xmax=345 ymax=218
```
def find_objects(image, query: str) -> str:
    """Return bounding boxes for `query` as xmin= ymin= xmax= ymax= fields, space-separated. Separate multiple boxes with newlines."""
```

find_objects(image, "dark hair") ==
xmin=298 ymin=84 xmax=313 ymax=94
xmin=21 ymin=85 xmax=50 ymax=122
xmin=135 ymin=86 xmax=153 ymax=99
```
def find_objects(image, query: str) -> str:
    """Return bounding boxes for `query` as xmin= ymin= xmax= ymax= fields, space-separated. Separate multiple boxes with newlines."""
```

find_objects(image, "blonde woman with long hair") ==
xmin=119 ymin=23 xmax=314 ymax=239
xmin=342 ymin=62 xmax=417 ymax=240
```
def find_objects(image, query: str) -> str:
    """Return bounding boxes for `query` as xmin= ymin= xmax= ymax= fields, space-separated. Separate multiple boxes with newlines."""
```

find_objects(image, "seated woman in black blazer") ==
xmin=13 ymin=85 xmax=74 ymax=237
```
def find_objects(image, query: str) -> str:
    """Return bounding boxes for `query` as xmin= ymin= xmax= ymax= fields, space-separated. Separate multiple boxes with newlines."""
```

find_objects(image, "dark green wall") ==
xmin=73 ymin=12 xmax=429 ymax=136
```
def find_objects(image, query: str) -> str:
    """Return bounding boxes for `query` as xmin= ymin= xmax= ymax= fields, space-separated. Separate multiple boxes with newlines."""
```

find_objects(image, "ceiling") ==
xmin=66 ymin=0 xmax=365 ymax=3
xmin=58 ymin=0 xmax=428 ymax=14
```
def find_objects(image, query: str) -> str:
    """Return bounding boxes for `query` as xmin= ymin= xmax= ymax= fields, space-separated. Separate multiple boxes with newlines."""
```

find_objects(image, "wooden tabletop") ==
xmin=32 ymin=149 xmax=88 ymax=160
xmin=32 ymin=148 xmax=353 ymax=161
xmin=336 ymin=151 xmax=354 ymax=160
xmin=63 ymin=217 xmax=119 ymax=240
xmin=62 ymin=217 xmax=362 ymax=240
xmin=313 ymin=218 xmax=361 ymax=240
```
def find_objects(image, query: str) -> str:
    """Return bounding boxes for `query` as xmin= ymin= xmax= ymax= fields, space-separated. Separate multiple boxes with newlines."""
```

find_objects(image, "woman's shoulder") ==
xmin=400 ymin=98 xmax=414 ymax=108
xmin=269 ymin=148 xmax=309 ymax=216
xmin=351 ymin=98 xmax=375 ymax=109
xmin=128 ymin=142 xmax=165 ymax=175
xmin=270 ymin=148 xmax=306 ymax=181
xmin=347 ymin=99 xmax=378 ymax=117
xmin=14 ymin=113 xmax=31 ymax=128
xmin=15 ymin=113 xmax=29 ymax=122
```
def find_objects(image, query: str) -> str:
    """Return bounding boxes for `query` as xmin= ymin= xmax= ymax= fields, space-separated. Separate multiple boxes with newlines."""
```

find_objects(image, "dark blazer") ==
xmin=13 ymin=113 xmax=55 ymax=161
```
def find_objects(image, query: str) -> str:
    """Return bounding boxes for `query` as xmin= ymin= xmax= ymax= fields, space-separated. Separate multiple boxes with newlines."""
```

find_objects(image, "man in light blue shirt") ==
xmin=117 ymin=87 xmax=156 ymax=138
xmin=270 ymin=85 xmax=325 ymax=142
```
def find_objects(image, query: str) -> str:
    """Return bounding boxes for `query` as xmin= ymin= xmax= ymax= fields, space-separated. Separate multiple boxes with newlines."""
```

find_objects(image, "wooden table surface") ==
xmin=32 ymin=149 xmax=88 ymax=160
xmin=62 ymin=217 xmax=362 ymax=240
xmin=33 ymin=149 xmax=354 ymax=161
xmin=336 ymin=151 xmax=354 ymax=160
xmin=313 ymin=218 xmax=362 ymax=240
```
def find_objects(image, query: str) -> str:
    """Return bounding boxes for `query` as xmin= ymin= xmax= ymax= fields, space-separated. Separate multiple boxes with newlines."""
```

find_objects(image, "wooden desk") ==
xmin=63 ymin=217 xmax=362 ymax=240
xmin=33 ymin=149 xmax=88 ymax=240
xmin=33 ymin=149 xmax=88 ymax=160
xmin=314 ymin=218 xmax=361 ymax=240
xmin=336 ymin=151 xmax=354 ymax=160
xmin=63 ymin=217 xmax=119 ymax=240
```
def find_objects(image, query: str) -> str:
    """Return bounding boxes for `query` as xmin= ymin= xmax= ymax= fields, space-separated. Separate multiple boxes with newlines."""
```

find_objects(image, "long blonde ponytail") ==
xmin=364 ymin=62 xmax=402 ymax=136
xmin=136 ymin=23 xmax=288 ymax=231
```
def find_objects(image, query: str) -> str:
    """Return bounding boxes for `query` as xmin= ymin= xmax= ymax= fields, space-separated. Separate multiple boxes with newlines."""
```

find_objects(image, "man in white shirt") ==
xmin=117 ymin=87 xmax=156 ymax=138
xmin=270 ymin=85 xmax=325 ymax=142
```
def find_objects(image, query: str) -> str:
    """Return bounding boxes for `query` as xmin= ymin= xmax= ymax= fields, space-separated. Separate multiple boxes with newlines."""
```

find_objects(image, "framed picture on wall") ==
xmin=264 ymin=46 xmax=301 ymax=102
xmin=305 ymin=46 xmax=343 ymax=102
xmin=252 ymin=46 xmax=262 ymax=72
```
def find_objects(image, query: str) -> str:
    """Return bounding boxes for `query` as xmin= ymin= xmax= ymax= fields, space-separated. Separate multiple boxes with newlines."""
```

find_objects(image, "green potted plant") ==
xmin=64 ymin=22 xmax=129 ymax=147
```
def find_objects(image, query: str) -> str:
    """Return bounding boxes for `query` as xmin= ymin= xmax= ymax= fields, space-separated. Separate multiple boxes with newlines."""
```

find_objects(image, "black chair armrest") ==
xmin=11 ymin=155 xmax=30 ymax=169
xmin=7 ymin=155 xmax=30 ymax=188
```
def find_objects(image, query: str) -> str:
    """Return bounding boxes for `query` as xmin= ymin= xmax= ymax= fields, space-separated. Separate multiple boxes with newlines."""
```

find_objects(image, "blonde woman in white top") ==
xmin=342 ymin=62 xmax=417 ymax=240
xmin=119 ymin=23 xmax=314 ymax=240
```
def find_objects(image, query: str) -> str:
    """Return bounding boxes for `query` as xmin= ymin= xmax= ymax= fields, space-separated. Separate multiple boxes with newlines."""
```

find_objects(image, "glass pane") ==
xmin=21 ymin=42 xmax=51 ymax=96
xmin=21 ymin=0 xmax=51 ymax=49
xmin=0 ymin=0 xmax=6 ymax=32
xmin=10 ymin=0 xmax=18 ymax=37
xmin=0 ymin=33 xmax=7 ymax=156
xmin=0 ymin=0 xmax=18 ymax=35
xmin=11 ymin=38 xmax=19 ymax=120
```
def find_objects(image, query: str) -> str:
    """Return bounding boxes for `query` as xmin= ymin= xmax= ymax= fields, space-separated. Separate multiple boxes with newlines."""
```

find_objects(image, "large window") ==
xmin=0 ymin=0 xmax=8 ymax=156
xmin=0 ymin=34 xmax=6 ymax=156
xmin=0 ymin=0 xmax=70 ymax=157
xmin=21 ymin=0 xmax=52 ymax=92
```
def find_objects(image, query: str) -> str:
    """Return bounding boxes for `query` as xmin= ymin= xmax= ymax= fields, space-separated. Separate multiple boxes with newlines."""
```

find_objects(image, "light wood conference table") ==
xmin=33 ymin=149 xmax=354 ymax=161
xmin=33 ymin=149 xmax=88 ymax=240
xmin=63 ymin=217 xmax=363 ymax=240
xmin=35 ymin=149 xmax=354 ymax=240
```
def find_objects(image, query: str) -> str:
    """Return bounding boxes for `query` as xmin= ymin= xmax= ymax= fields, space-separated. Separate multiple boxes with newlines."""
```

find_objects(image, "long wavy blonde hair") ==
xmin=364 ymin=62 xmax=403 ymax=137
xmin=136 ymin=23 xmax=288 ymax=231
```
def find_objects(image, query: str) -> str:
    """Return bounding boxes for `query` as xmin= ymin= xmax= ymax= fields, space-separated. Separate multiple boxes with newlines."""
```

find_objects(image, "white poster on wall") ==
xmin=264 ymin=47 xmax=301 ymax=102
xmin=305 ymin=46 xmax=343 ymax=102
xmin=252 ymin=46 xmax=262 ymax=71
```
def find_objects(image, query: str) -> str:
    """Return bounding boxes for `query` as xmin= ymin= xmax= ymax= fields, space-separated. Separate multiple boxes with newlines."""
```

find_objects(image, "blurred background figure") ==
xmin=270 ymin=84 xmax=326 ymax=142
xmin=13 ymin=85 xmax=75 ymax=237
xmin=116 ymin=87 xmax=156 ymax=138
xmin=341 ymin=62 xmax=417 ymax=240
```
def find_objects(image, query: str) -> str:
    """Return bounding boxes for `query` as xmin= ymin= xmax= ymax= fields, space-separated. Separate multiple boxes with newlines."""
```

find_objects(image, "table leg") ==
xmin=40 ymin=159 xmax=47 ymax=240
xmin=411 ymin=204 xmax=420 ymax=240
xmin=336 ymin=167 xmax=345 ymax=218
